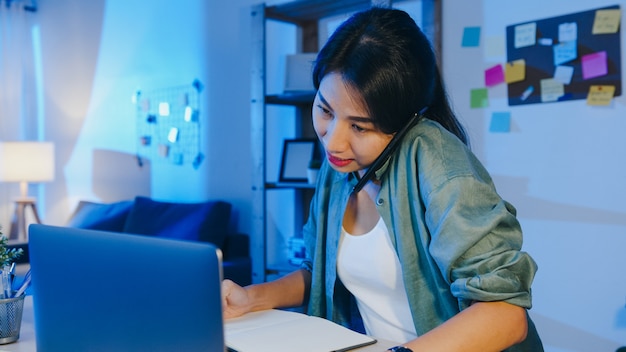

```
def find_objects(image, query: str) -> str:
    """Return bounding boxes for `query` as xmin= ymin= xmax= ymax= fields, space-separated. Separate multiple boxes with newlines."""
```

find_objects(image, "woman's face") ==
xmin=312 ymin=72 xmax=394 ymax=174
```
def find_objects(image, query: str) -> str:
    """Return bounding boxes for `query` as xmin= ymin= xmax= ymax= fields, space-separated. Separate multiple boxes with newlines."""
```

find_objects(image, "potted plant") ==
xmin=0 ymin=226 xmax=24 ymax=344
xmin=0 ymin=227 xmax=23 ymax=298
xmin=307 ymin=159 xmax=322 ymax=184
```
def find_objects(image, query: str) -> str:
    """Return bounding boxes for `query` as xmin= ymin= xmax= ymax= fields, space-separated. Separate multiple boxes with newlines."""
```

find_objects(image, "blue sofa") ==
xmin=65 ymin=196 xmax=252 ymax=286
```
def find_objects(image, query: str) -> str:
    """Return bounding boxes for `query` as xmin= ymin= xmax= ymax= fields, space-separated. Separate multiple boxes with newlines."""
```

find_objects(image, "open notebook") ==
xmin=225 ymin=308 xmax=376 ymax=352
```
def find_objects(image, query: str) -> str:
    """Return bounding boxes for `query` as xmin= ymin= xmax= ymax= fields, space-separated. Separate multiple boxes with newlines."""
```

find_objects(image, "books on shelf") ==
xmin=225 ymin=309 xmax=377 ymax=352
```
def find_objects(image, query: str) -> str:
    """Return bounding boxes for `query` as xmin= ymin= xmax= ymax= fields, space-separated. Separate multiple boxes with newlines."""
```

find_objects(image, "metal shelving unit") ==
xmin=250 ymin=0 xmax=439 ymax=283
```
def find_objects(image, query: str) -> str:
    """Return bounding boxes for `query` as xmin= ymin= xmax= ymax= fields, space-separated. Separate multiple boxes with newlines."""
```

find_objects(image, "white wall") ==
xmin=443 ymin=1 xmax=626 ymax=350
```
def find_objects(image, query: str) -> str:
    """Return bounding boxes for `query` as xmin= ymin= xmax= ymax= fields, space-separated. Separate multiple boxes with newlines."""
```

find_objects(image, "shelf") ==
xmin=266 ymin=92 xmax=316 ymax=106
xmin=266 ymin=182 xmax=316 ymax=189
xmin=266 ymin=0 xmax=373 ymax=24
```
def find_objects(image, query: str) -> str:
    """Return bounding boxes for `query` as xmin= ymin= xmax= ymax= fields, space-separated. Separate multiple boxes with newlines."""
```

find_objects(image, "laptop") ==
xmin=28 ymin=224 xmax=225 ymax=352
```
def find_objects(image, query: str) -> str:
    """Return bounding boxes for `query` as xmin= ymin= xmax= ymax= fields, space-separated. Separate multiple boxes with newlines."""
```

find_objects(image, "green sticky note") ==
xmin=470 ymin=88 xmax=488 ymax=108
xmin=490 ymin=112 xmax=511 ymax=133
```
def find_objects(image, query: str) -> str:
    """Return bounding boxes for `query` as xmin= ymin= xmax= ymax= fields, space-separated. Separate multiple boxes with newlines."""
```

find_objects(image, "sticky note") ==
xmin=470 ymin=88 xmax=489 ymax=108
xmin=462 ymin=27 xmax=481 ymax=47
xmin=505 ymin=59 xmax=526 ymax=83
xmin=485 ymin=36 xmax=505 ymax=58
xmin=514 ymin=22 xmax=536 ymax=48
xmin=540 ymin=79 xmax=564 ymax=102
xmin=485 ymin=64 xmax=505 ymax=87
xmin=582 ymin=51 xmax=608 ymax=80
xmin=553 ymin=41 xmax=577 ymax=66
xmin=490 ymin=112 xmax=511 ymax=133
xmin=586 ymin=85 xmax=615 ymax=105
xmin=553 ymin=65 xmax=574 ymax=85
xmin=592 ymin=9 xmax=621 ymax=34
xmin=558 ymin=22 xmax=578 ymax=42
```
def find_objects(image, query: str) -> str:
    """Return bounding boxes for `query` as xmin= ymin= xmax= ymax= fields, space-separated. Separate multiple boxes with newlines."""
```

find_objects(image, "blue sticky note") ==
xmin=553 ymin=41 xmax=577 ymax=66
xmin=462 ymin=27 xmax=481 ymax=47
xmin=490 ymin=112 xmax=511 ymax=133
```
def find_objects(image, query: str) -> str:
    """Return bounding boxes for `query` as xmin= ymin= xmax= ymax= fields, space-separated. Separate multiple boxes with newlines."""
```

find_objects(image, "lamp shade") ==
xmin=0 ymin=142 xmax=55 ymax=183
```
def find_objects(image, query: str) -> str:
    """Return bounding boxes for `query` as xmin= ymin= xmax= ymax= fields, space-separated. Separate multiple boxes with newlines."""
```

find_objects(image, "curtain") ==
xmin=0 ymin=0 xmax=37 ymax=141
xmin=0 ymin=0 xmax=37 ymax=231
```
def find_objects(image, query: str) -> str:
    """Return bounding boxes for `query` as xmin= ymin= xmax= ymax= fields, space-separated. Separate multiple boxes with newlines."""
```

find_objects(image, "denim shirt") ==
xmin=301 ymin=118 xmax=543 ymax=350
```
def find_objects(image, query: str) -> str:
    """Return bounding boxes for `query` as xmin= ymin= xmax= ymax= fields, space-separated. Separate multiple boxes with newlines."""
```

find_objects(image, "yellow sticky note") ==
xmin=592 ymin=9 xmax=621 ymax=34
xmin=505 ymin=59 xmax=526 ymax=83
xmin=587 ymin=85 xmax=615 ymax=105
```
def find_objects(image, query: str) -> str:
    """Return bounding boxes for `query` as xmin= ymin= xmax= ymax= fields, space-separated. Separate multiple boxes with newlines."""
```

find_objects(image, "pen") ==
xmin=9 ymin=262 xmax=15 ymax=286
xmin=1 ymin=265 xmax=11 ymax=299
xmin=13 ymin=270 xmax=31 ymax=298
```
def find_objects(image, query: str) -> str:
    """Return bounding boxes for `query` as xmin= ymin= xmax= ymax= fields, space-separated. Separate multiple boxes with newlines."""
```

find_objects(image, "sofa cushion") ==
xmin=66 ymin=200 xmax=134 ymax=232
xmin=122 ymin=196 xmax=231 ymax=248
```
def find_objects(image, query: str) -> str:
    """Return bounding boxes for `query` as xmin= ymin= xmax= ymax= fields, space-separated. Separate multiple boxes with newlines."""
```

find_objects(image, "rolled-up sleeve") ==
xmin=425 ymin=174 xmax=537 ymax=311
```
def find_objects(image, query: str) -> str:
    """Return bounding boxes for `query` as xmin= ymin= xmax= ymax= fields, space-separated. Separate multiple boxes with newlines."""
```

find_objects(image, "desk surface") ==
xmin=0 ymin=296 xmax=396 ymax=351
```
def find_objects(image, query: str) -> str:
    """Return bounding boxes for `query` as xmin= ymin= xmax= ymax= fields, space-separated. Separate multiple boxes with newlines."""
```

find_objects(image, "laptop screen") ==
xmin=28 ymin=224 xmax=225 ymax=352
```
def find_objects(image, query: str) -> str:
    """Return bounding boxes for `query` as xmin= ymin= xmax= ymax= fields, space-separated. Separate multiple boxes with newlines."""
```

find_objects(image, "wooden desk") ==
xmin=0 ymin=296 xmax=397 ymax=351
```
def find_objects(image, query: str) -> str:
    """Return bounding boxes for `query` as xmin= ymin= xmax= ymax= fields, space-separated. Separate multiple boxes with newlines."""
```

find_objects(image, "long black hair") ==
xmin=312 ymin=7 xmax=468 ymax=145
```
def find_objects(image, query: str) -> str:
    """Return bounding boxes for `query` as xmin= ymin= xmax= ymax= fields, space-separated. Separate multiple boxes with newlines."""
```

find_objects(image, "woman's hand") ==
xmin=222 ymin=279 xmax=253 ymax=319
xmin=222 ymin=269 xmax=312 ymax=320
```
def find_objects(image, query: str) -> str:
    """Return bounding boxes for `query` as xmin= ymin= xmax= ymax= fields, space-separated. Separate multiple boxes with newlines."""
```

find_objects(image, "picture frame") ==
xmin=279 ymin=139 xmax=318 ymax=183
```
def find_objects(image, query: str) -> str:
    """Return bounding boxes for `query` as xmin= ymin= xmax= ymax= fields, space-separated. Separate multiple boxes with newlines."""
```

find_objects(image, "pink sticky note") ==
xmin=581 ymin=51 xmax=608 ymax=80
xmin=485 ymin=64 xmax=504 ymax=87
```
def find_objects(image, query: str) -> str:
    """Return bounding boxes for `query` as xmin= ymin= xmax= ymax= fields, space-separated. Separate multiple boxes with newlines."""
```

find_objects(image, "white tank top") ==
xmin=337 ymin=217 xmax=418 ymax=342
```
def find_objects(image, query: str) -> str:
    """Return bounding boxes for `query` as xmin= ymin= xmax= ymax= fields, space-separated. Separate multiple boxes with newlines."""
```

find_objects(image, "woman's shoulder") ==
xmin=404 ymin=117 xmax=471 ymax=161
xmin=400 ymin=118 xmax=493 ymax=189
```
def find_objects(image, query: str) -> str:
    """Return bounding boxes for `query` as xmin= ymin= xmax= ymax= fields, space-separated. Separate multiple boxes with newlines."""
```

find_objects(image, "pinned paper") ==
xmin=592 ymin=9 xmax=621 ymax=34
xmin=540 ymin=79 xmax=564 ymax=102
xmin=141 ymin=99 xmax=150 ymax=112
xmin=553 ymin=41 xmax=577 ymax=66
xmin=505 ymin=59 xmax=526 ymax=83
xmin=485 ymin=64 xmax=505 ymax=87
xmin=554 ymin=65 xmax=574 ymax=85
xmin=462 ymin=27 xmax=481 ymax=47
xmin=158 ymin=144 xmax=170 ymax=157
xmin=470 ymin=88 xmax=489 ymax=108
xmin=159 ymin=102 xmax=170 ymax=116
xmin=558 ymin=22 xmax=578 ymax=42
xmin=514 ymin=22 xmax=537 ymax=48
xmin=168 ymin=127 xmax=179 ymax=143
xmin=581 ymin=51 xmax=608 ymax=80
xmin=490 ymin=112 xmax=511 ymax=133
xmin=586 ymin=85 xmax=615 ymax=105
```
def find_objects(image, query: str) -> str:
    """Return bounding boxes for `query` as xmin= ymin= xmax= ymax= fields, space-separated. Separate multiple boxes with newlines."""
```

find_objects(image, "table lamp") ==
xmin=0 ymin=141 xmax=55 ymax=241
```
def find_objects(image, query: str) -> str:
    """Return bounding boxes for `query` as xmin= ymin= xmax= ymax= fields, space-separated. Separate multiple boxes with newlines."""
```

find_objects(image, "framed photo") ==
xmin=279 ymin=139 xmax=318 ymax=183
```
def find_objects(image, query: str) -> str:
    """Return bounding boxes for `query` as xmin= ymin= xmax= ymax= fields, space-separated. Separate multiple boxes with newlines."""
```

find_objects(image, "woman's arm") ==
xmin=401 ymin=301 xmax=528 ymax=352
xmin=222 ymin=268 xmax=311 ymax=319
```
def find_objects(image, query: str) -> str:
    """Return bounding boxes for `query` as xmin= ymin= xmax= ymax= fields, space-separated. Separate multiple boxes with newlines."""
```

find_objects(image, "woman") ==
xmin=223 ymin=7 xmax=543 ymax=351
